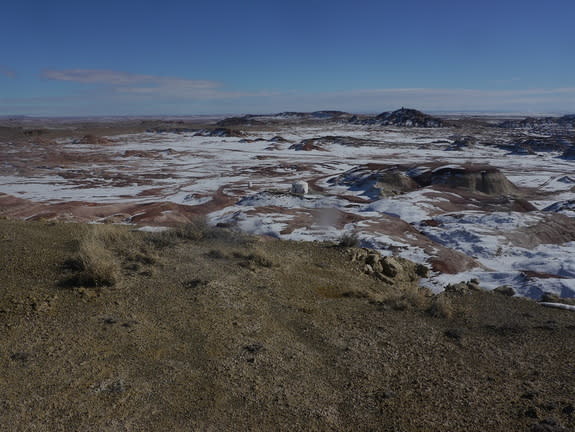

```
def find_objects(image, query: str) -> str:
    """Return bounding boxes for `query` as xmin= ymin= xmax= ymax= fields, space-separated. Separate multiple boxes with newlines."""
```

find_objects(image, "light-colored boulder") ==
xmin=291 ymin=181 xmax=309 ymax=195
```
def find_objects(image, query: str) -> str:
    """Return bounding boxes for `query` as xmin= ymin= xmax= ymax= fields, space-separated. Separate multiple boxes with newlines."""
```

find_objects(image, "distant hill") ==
xmin=353 ymin=108 xmax=445 ymax=128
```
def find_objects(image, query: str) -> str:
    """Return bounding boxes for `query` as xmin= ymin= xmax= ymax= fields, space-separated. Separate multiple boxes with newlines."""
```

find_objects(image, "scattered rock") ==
xmin=244 ymin=343 xmax=264 ymax=354
xmin=182 ymin=279 xmax=208 ymax=289
xmin=10 ymin=352 xmax=30 ymax=363
xmin=493 ymin=285 xmax=516 ymax=297
xmin=380 ymin=257 xmax=400 ymax=278
xmin=444 ymin=328 xmax=464 ymax=341
xmin=94 ymin=379 xmax=126 ymax=394
xmin=445 ymin=281 xmax=482 ymax=295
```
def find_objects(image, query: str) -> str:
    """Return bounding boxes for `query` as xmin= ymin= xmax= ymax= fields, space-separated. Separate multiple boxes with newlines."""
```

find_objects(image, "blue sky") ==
xmin=1 ymin=0 xmax=574 ymax=115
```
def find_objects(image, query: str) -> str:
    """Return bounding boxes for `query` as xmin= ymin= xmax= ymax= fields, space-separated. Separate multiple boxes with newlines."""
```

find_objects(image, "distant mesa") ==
xmin=560 ymin=113 xmax=575 ymax=124
xmin=512 ymin=136 xmax=572 ymax=154
xmin=498 ymin=114 xmax=575 ymax=129
xmin=498 ymin=117 xmax=558 ymax=129
xmin=216 ymin=116 xmax=262 ymax=127
xmin=215 ymin=108 xmax=444 ymax=127
xmin=353 ymin=108 xmax=445 ymax=128
xmin=217 ymin=111 xmax=353 ymax=125
xmin=275 ymin=110 xmax=352 ymax=120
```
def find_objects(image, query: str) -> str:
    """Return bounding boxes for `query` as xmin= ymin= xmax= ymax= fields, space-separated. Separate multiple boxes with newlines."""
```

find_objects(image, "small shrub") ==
xmin=174 ymin=217 xmax=212 ymax=241
xmin=428 ymin=295 xmax=455 ymax=319
xmin=73 ymin=229 xmax=121 ymax=286
xmin=62 ymin=224 xmax=140 ymax=287
xmin=379 ymin=285 xmax=430 ymax=311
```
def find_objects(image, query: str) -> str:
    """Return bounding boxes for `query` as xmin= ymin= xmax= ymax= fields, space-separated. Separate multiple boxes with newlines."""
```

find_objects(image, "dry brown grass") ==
xmin=428 ymin=294 xmax=455 ymax=319
xmin=381 ymin=284 xmax=431 ymax=311
xmin=144 ymin=216 xmax=248 ymax=249
xmin=65 ymin=224 xmax=157 ymax=287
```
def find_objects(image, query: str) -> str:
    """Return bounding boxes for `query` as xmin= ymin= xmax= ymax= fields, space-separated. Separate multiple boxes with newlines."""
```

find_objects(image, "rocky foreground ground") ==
xmin=0 ymin=219 xmax=574 ymax=431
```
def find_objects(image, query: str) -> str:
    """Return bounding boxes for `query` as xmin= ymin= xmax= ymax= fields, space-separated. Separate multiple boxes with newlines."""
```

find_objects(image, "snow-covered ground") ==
xmin=1 ymin=123 xmax=574 ymax=298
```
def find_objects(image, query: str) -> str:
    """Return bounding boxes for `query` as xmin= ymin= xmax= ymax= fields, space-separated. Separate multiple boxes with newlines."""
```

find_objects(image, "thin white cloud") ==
xmin=39 ymin=69 xmax=575 ymax=111
xmin=42 ymin=69 xmax=220 ymax=89
xmin=3 ymin=75 xmax=575 ymax=115
xmin=41 ymin=68 xmax=274 ymax=100
xmin=0 ymin=65 xmax=16 ymax=78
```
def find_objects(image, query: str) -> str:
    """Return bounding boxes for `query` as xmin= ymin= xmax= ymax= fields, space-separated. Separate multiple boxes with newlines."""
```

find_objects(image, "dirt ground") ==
xmin=0 ymin=219 xmax=573 ymax=431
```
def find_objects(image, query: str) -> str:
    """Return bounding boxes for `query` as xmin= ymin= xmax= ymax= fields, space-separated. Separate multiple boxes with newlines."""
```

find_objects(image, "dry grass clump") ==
xmin=145 ymin=216 xmax=248 ymax=249
xmin=64 ymin=224 xmax=157 ymax=287
xmin=202 ymin=248 xmax=275 ymax=270
xmin=232 ymin=251 xmax=275 ymax=269
xmin=382 ymin=285 xmax=431 ymax=311
xmin=380 ymin=287 xmax=456 ymax=319
xmin=66 ymin=225 xmax=125 ymax=286
xmin=427 ymin=294 xmax=455 ymax=319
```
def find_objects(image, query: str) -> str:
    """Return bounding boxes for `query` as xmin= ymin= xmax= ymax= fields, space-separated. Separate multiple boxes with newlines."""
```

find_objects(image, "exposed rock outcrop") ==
xmin=349 ymin=248 xmax=429 ymax=287
xmin=426 ymin=165 xmax=519 ymax=196
xmin=354 ymin=108 xmax=445 ymax=128
xmin=331 ymin=163 xmax=520 ymax=198
xmin=329 ymin=165 xmax=420 ymax=198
